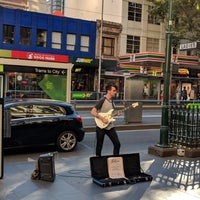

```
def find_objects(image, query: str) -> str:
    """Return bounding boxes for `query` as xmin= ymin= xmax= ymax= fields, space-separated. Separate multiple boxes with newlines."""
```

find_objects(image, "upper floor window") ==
xmin=126 ymin=35 xmax=140 ymax=53
xmin=148 ymin=6 xmax=160 ymax=25
xmin=3 ymin=25 xmax=14 ymax=44
xmin=146 ymin=38 xmax=159 ymax=52
xmin=102 ymin=37 xmax=115 ymax=56
xmin=36 ymin=29 xmax=47 ymax=47
xmin=80 ymin=35 xmax=89 ymax=52
xmin=20 ymin=27 xmax=31 ymax=46
xmin=66 ymin=33 xmax=76 ymax=51
xmin=128 ymin=2 xmax=142 ymax=22
xmin=52 ymin=32 xmax=61 ymax=49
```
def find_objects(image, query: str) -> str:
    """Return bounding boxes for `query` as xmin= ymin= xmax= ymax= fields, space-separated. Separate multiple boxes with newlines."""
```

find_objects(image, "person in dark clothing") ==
xmin=181 ymin=86 xmax=187 ymax=100
xmin=90 ymin=84 xmax=121 ymax=157
xmin=5 ymin=92 xmax=11 ymax=101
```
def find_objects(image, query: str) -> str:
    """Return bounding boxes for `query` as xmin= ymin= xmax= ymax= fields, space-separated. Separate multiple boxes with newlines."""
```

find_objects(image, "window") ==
xmin=52 ymin=32 xmax=61 ymax=49
xmin=126 ymin=35 xmax=140 ymax=53
xmin=102 ymin=37 xmax=115 ymax=56
xmin=80 ymin=35 xmax=89 ymax=52
xmin=3 ymin=25 xmax=14 ymax=44
xmin=20 ymin=27 xmax=31 ymax=46
xmin=66 ymin=34 xmax=76 ymax=51
xmin=36 ymin=29 xmax=47 ymax=47
xmin=10 ymin=104 xmax=66 ymax=119
xmin=128 ymin=2 xmax=142 ymax=22
xmin=148 ymin=6 xmax=160 ymax=25
xmin=146 ymin=38 xmax=159 ymax=52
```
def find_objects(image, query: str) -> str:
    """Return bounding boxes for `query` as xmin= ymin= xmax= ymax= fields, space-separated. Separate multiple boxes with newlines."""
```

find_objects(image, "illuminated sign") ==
xmin=75 ymin=68 xmax=82 ymax=72
xmin=72 ymin=92 xmax=94 ymax=99
xmin=75 ymin=58 xmax=93 ymax=63
xmin=178 ymin=68 xmax=189 ymax=75
xmin=11 ymin=50 xmax=69 ymax=63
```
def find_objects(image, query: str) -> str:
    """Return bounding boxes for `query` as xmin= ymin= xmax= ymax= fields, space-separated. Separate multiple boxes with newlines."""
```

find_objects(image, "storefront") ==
xmin=119 ymin=52 xmax=200 ymax=101
xmin=0 ymin=49 xmax=73 ymax=102
xmin=70 ymin=57 xmax=122 ymax=100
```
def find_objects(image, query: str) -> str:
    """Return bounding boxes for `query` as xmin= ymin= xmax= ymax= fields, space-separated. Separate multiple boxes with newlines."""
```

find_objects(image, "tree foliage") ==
xmin=147 ymin=0 xmax=200 ymax=42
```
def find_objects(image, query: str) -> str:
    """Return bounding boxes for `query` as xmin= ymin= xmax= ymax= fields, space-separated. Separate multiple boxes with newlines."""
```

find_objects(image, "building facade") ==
xmin=0 ymin=6 xmax=96 ymax=102
xmin=1 ymin=0 xmax=199 ymax=101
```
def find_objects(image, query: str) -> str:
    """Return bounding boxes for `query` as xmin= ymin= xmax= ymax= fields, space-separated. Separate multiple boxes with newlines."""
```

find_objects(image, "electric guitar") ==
xmin=95 ymin=102 xmax=139 ymax=129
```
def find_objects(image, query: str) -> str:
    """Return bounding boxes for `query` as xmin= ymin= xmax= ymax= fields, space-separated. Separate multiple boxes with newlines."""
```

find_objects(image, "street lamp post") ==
xmin=158 ymin=0 xmax=173 ymax=147
xmin=97 ymin=0 xmax=104 ymax=99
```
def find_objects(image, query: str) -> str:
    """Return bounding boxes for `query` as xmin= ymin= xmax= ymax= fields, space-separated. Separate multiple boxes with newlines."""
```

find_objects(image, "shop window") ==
xmin=66 ymin=33 xmax=76 ymax=51
xmin=148 ymin=6 xmax=160 ymax=25
xmin=3 ymin=24 xmax=14 ymax=44
xmin=128 ymin=2 xmax=142 ymax=22
xmin=102 ymin=37 xmax=115 ymax=56
xmin=52 ymin=32 xmax=61 ymax=49
xmin=80 ymin=35 xmax=89 ymax=52
xmin=36 ymin=29 xmax=47 ymax=47
xmin=146 ymin=38 xmax=159 ymax=52
xmin=20 ymin=27 xmax=31 ymax=46
xmin=126 ymin=35 xmax=140 ymax=53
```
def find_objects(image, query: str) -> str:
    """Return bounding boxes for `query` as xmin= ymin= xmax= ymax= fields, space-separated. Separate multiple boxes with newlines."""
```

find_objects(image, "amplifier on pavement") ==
xmin=38 ymin=153 xmax=55 ymax=182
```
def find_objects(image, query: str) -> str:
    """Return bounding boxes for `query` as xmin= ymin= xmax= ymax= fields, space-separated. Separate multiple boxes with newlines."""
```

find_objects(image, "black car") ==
xmin=3 ymin=99 xmax=85 ymax=152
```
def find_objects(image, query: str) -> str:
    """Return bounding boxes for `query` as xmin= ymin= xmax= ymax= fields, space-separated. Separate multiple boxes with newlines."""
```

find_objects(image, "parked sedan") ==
xmin=3 ymin=99 xmax=85 ymax=152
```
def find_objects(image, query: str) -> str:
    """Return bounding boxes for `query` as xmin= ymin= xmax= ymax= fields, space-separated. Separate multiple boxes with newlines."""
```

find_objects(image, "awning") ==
xmin=119 ymin=52 xmax=199 ymax=67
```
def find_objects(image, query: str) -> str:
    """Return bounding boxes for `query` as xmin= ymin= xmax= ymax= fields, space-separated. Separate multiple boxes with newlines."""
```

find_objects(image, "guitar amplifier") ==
xmin=38 ymin=153 xmax=55 ymax=182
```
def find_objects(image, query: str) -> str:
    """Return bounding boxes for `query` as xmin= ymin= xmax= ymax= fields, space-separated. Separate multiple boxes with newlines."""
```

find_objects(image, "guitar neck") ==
xmin=112 ymin=104 xmax=135 ymax=116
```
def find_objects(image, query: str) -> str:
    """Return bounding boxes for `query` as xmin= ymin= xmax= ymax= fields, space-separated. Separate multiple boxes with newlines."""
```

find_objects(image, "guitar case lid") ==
xmin=90 ymin=153 xmax=152 ymax=187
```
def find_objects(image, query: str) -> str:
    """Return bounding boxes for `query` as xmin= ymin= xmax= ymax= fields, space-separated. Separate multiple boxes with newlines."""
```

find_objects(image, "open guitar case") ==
xmin=90 ymin=153 xmax=153 ymax=187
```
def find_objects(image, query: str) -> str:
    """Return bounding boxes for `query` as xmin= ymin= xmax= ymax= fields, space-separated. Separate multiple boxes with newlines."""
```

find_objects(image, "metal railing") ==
xmin=169 ymin=104 xmax=200 ymax=148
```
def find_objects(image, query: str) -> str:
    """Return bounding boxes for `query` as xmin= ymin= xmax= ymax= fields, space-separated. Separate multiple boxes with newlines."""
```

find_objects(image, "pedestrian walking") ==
xmin=90 ymin=84 xmax=121 ymax=157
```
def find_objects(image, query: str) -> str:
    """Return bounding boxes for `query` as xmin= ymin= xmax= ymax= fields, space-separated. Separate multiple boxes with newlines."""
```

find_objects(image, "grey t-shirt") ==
xmin=94 ymin=97 xmax=115 ymax=130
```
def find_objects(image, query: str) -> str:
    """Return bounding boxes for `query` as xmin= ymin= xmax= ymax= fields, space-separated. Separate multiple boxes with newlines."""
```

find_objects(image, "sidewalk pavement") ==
xmin=1 ymin=128 xmax=200 ymax=200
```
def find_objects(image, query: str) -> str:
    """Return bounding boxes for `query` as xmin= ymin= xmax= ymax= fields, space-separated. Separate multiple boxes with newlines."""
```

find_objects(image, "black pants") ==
xmin=96 ymin=126 xmax=121 ymax=157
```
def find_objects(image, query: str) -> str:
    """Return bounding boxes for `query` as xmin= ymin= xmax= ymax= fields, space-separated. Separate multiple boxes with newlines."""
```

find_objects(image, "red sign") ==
xmin=11 ymin=51 xmax=69 ymax=63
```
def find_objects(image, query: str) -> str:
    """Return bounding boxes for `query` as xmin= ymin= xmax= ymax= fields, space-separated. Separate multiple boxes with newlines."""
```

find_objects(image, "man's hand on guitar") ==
xmin=101 ymin=117 xmax=109 ymax=124
xmin=97 ymin=113 xmax=109 ymax=124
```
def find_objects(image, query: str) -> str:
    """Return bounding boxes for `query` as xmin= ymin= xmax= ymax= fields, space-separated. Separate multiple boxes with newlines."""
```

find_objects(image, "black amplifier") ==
xmin=38 ymin=153 xmax=55 ymax=182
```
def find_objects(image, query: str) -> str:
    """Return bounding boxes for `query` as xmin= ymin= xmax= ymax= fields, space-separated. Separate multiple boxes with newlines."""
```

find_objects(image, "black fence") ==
xmin=169 ymin=104 xmax=200 ymax=148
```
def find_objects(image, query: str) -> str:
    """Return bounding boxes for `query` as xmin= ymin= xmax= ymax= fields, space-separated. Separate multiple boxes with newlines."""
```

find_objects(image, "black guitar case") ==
xmin=90 ymin=153 xmax=152 ymax=187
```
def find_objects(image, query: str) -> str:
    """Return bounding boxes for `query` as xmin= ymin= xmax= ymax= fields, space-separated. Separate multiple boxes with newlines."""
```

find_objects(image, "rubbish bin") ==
xmin=124 ymin=101 xmax=142 ymax=123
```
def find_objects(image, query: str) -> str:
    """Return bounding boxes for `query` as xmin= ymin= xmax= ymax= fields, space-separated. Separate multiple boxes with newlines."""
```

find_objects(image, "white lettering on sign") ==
xmin=35 ymin=68 xmax=66 ymax=75
xmin=76 ymin=58 xmax=93 ymax=63
xmin=27 ymin=53 xmax=55 ymax=61
xmin=180 ymin=42 xmax=197 ymax=50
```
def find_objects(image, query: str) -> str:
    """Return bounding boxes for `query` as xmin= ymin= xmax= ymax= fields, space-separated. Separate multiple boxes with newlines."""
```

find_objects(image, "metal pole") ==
xmin=158 ymin=0 xmax=173 ymax=147
xmin=97 ymin=0 xmax=104 ymax=99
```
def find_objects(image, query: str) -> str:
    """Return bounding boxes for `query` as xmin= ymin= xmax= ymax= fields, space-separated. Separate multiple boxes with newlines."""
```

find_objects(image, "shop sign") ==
xmin=11 ymin=50 xmax=69 ymax=63
xmin=178 ymin=68 xmax=189 ymax=75
xmin=71 ymin=92 xmax=95 ymax=100
xmin=75 ymin=58 xmax=93 ymax=63
xmin=34 ymin=67 xmax=66 ymax=75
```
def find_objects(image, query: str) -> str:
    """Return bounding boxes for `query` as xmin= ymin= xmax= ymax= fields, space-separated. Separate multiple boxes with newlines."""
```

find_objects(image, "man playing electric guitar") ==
xmin=91 ymin=84 xmax=121 ymax=157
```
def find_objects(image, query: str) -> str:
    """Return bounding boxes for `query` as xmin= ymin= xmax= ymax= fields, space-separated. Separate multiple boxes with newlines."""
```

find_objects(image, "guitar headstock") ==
xmin=132 ymin=102 xmax=139 ymax=108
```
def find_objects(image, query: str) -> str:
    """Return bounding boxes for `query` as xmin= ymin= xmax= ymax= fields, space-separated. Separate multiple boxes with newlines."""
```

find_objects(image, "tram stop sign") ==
xmin=0 ymin=98 xmax=3 ymax=179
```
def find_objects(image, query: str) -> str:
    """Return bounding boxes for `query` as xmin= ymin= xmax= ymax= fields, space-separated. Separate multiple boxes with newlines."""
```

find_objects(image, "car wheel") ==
xmin=56 ymin=131 xmax=77 ymax=152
